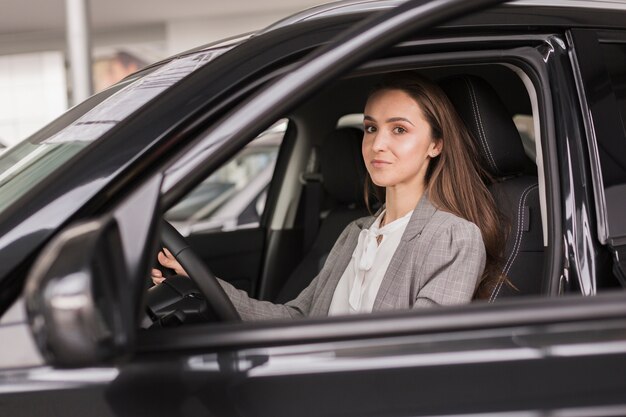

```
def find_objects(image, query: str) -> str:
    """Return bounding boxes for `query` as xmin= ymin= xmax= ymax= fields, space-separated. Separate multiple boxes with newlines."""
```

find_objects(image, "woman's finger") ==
xmin=157 ymin=250 xmax=175 ymax=268
xmin=163 ymin=247 xmax=176 ymax=261
xmin=152 ymin=276 xmax=164 ymax=284
xmin=158 ymin=248 xmax=189 ymax=277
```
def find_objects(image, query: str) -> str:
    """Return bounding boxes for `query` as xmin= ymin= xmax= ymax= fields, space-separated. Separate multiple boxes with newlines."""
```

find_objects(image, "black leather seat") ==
xmin=440 ymin=75 xmax=544 ymax=300
xmin=273 ymin=127 xmax=369 ymax=303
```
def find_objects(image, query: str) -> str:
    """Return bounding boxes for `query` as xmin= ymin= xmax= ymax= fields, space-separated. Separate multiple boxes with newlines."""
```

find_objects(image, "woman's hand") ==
xmin=151 ymin=268 xmax=166 ymax=285
xmin=151 ymin=247 xmax=189 ymax=285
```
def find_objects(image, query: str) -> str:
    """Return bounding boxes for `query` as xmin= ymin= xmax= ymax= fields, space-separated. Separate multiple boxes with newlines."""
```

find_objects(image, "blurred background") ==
xmin=0 ymin=0 xmax=322 ymax=148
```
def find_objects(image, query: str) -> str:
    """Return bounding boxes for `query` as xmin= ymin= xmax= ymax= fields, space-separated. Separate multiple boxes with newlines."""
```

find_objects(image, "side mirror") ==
xmin=24 ymin=216 xmax=133 ymax=367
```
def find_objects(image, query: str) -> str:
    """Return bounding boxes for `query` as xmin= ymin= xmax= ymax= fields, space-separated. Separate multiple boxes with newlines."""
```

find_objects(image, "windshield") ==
xmin=0 ymin=49 xmax=228 ymax=215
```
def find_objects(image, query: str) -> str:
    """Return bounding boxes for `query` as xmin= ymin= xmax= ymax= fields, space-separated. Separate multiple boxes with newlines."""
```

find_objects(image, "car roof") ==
xmin=516 ymin=0 xmax=626 ymax=10
xmin=262 ymin=0 xmax=626 ymax=34
xmin=154 ymin=0 xmax=626 ymax=74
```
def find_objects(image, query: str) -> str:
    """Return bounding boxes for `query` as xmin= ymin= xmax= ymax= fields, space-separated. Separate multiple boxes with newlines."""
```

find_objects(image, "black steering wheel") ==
xmin=156 ymin=220 xmax=241 ymax=322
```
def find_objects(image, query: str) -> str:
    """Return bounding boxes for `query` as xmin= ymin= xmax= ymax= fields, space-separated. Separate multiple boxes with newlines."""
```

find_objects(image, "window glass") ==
xmin=597 ymin=43 xmax=626 ymax=238
xmin=165 ymin=120 xmax=286 ymax=235
xmin=513 ymin=114 xmax=536 ymax=162
xmin=0 ymin=49 xmax=229 ymax=217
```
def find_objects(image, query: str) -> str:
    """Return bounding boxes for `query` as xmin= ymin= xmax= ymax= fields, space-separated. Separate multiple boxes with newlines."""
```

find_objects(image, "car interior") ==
xmin=148 ymin=60 xmax=547 ymax=326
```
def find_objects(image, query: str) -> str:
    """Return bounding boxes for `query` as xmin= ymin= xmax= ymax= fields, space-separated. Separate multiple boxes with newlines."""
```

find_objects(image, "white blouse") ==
xmin=328 ymin=209 xmax=412 ymax=315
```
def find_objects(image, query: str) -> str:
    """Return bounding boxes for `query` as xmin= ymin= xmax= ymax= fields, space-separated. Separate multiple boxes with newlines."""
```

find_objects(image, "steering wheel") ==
xmin=157 ymin=220 xmax=241 ymax=322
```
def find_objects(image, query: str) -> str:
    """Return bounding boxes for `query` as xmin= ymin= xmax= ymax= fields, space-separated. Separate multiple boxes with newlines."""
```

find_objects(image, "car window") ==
xmin=0 ymin=50 xmax=227 ymax=217
xmin=165 ymin=119 xmax=285 ymax=235
xmin=596 ymin=42 xmax=626 ymax=238
xmin=513 ymin=114 xmax=536 ymax=162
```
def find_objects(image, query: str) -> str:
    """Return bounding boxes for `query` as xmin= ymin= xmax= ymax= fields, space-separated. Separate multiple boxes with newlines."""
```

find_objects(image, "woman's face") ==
xmin=362 ymin=88 xmax=441 ymax=190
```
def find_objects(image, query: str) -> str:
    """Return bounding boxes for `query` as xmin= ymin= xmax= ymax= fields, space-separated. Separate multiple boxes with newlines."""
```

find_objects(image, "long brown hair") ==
xmin=364 ymin=73 xmax=506 ymax=299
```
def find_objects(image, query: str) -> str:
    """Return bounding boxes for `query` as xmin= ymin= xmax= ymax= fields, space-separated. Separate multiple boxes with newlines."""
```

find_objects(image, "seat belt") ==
xmin=300 ymin=147 xmax=323 ymax=252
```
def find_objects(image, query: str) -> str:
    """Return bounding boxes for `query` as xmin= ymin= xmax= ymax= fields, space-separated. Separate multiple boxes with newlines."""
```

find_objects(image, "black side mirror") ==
xmin=24 ymin=216 xmax=134 ymax=367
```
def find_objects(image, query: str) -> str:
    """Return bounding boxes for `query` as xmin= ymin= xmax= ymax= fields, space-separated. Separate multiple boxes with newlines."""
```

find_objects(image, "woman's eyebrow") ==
xmin=363 ymin=115 xmax=415 ymax=126
xmin=387 ymin=117 xmax=414 ymax=126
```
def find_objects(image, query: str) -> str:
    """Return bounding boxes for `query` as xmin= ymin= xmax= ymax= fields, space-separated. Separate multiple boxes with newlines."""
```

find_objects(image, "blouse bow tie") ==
xmin=356 ymin=228 xmax=381 ymax=272
xmin=348 ymin=213 xmax=410 ymax=310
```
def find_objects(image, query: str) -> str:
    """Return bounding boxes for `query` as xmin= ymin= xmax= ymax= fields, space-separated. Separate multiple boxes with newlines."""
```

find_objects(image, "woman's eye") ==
xmin=393 ymin=126 xmax=407 ymax=134
xmin=364 ymin=125 xmax=377 ymax=133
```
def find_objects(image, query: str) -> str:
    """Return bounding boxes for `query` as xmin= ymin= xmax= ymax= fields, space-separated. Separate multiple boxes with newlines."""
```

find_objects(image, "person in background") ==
xmin=93 ymin=51 xmax=147 ymax=92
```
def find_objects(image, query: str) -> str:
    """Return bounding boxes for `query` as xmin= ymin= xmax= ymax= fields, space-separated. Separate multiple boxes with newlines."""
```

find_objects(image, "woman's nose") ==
xmin=371 ymin=131 xmax=388 ymax=152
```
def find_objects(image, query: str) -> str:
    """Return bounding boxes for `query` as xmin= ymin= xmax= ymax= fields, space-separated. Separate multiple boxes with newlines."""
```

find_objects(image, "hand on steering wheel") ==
xmin=152 ymin=248 xmax=187 ymax=285
xmin=154 ymin=220 xmax=241 ymax=322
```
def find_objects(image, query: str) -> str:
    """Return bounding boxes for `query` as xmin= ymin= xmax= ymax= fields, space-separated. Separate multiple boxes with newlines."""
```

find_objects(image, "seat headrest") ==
xmin=439 ymin=75 xmax=529 ymax=177
xmin=320 ymin=127 xmax=366 ymax=205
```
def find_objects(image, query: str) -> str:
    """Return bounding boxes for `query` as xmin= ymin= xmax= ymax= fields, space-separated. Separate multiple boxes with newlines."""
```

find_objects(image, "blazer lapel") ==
xmin=373 ymin=195 xmax=438 ymax=310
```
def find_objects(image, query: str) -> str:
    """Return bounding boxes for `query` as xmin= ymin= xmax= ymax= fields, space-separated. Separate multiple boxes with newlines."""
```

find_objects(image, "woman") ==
xmin=152 ymin=74 xmax=504 ymax=320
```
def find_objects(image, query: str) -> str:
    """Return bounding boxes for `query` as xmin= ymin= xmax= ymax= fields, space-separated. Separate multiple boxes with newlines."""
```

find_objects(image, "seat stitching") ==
xmin=466 ymin=79 xmax=498 ymax=174
xmin=489 ymin=184 xmax=532 ymax=302
xmin=503 ymin=185 xmax=537 ymax=274
xmin=490 ymin=184 xmax=537 ymax=301
xmin=469 ymin=80 xmax=498 ymax=173
xmin=489 ymin=184 xmax=538 ymax=302
xmin=465 ymin=78 xmax=492 ymax=168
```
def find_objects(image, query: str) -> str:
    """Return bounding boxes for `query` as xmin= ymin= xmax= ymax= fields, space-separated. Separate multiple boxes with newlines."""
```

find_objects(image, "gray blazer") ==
xmin=219 ymin=195 xmax=486 ymax=321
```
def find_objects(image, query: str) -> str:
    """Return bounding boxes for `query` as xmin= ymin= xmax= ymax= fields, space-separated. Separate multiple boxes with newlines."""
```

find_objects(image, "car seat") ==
xmin=440 ymin=75 xmax=545 ymax=300
xmin=273 ymin=127 xmax=369 ymax=303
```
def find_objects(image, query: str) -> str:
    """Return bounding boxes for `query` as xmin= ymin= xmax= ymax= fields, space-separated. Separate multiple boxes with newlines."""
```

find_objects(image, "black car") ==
xmin=1 ymin=0 xmax=626 ymax=416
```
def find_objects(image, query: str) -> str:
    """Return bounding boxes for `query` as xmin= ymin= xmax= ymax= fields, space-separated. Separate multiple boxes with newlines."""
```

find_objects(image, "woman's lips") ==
xmin=371 ymin=159 xmax=391 ymax=168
